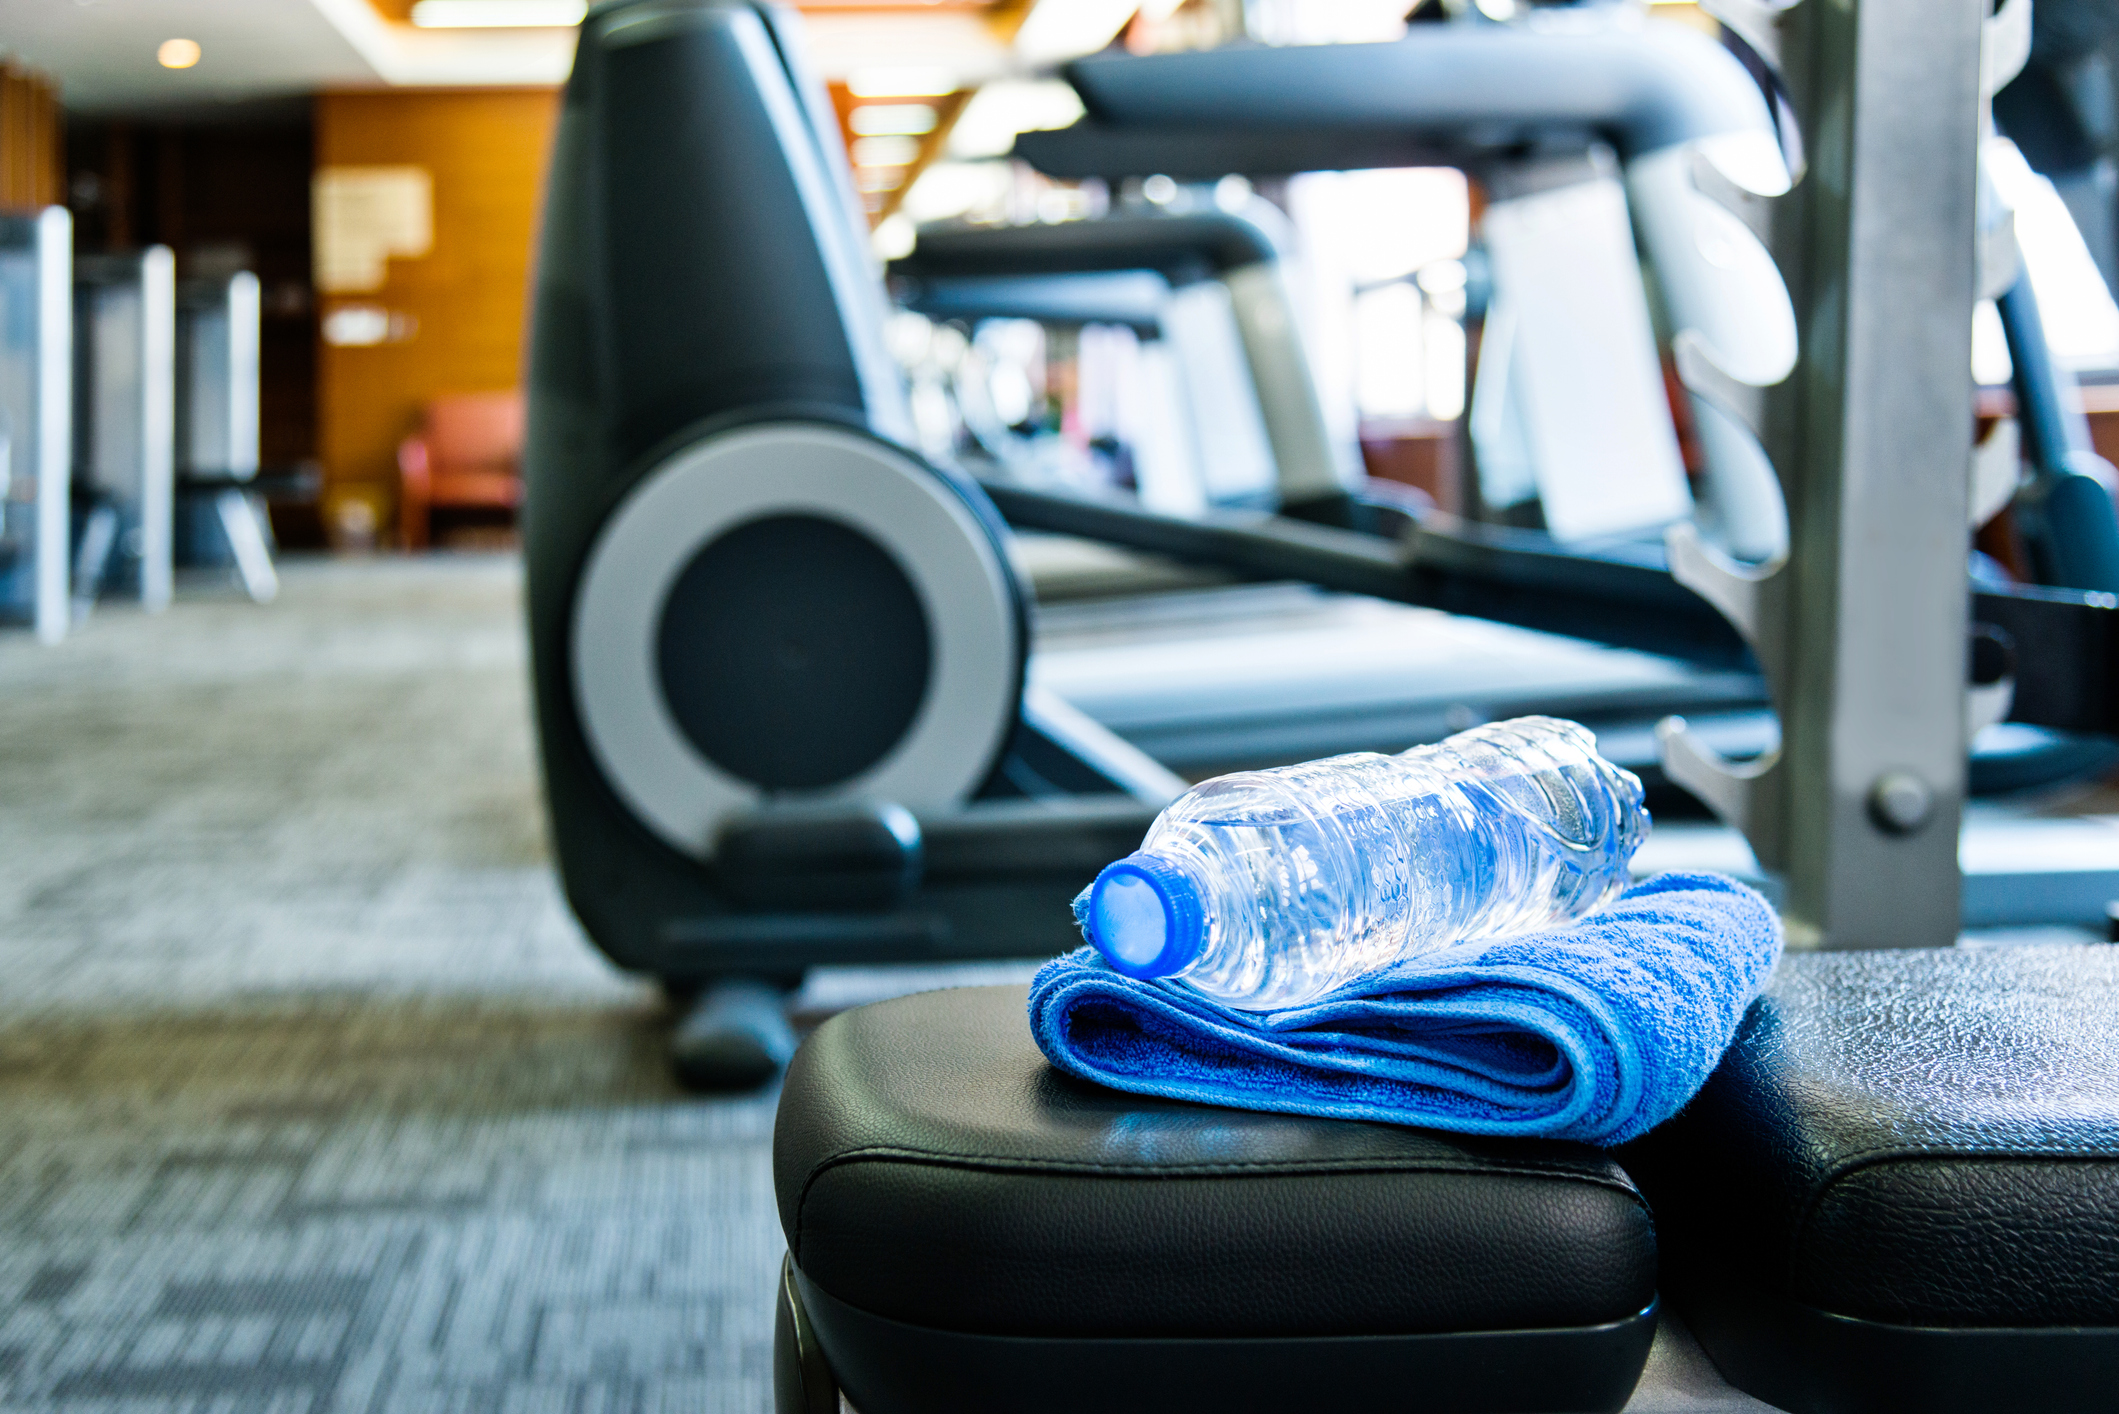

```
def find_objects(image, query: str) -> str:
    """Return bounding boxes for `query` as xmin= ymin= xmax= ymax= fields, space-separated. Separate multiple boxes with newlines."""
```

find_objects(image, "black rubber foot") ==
xmin=671 ymin=977 xmax=798 ymax=1091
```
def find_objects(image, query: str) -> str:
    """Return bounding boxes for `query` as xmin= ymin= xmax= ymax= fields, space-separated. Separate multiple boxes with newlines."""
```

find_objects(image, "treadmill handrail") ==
xmin=982 ymin=477 xmax=1748 ymax=664
xmin=892 ymin=212 xmax=1278 ymax=283
xmin=893 ymin=271 xmax=1169 ymax=332
xmin=898 ymin=210 xmax=1363 ymax=507
xmin=983 ymin=478 xmax=2119 ymax=737
xmin=1053 ymin=24 xmax=1776 ymax=164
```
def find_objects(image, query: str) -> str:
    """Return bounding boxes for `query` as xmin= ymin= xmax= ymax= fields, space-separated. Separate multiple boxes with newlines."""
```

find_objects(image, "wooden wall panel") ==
xmin=0 ymin=60 xmax=62 ymax=214
xmin=315 ymin=88 xmax=559 ymax=531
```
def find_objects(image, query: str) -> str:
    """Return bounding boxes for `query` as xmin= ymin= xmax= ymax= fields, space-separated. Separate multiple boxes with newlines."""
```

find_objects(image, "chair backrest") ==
xmin=424 ymin=390 xmax=525 ymax=471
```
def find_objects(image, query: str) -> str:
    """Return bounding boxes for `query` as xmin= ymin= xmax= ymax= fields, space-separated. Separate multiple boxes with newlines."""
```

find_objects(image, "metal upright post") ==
xmin=34 ymin=207 xmax=72 ymax=645
xmin=1661 ymin=0 xmax=1984 ymax=948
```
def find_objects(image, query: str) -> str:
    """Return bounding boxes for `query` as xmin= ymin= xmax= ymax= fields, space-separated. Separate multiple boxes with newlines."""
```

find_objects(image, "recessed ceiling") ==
xmin=0 ymin=0 xmax=579 ymax=113
xmin=0 ymin=0 xmax=1120 ymax=115
xmin=2 ymin=0 xmax=377 ymax=112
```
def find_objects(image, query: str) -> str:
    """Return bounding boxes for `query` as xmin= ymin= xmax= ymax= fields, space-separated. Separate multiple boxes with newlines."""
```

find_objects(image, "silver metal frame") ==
xmin=139 ymin=248 xmax=175 ymax=612
xmin=1661 ymin=0 xmax=1985 ymax=948
xmin=0 ymin=208 xmax=76 ymax=643
xmin=177 ymin=270 xmax=261 ymax=482
xmin=1221 ymin=259 xmax=1365 ymax=504
xmin=32 ymin=208 xmax=72 ymax=643
xmin=177 ymin=270 xmax=277 ymax=604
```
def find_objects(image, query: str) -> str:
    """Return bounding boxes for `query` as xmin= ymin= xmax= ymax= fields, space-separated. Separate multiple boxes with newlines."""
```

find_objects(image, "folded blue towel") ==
xmin=1028 ymin=871 xmax=1780 ymax=1146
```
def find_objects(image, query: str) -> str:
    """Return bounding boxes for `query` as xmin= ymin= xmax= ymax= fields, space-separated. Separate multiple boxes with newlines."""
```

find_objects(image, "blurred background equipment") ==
xmin=71 ymin=245 xmax=175 ymax=615
xmin=0 ymin=206 xmax=71 ymax=642
xmin=174 ymin=268 xmax=278 ymax=601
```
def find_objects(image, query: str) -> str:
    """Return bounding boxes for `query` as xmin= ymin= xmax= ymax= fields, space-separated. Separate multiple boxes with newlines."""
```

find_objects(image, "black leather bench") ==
xmin=1624 ymin=946 xmax=2119 ymax=1414
xmin=772 ymin=985 xmax=1660 ymax=1414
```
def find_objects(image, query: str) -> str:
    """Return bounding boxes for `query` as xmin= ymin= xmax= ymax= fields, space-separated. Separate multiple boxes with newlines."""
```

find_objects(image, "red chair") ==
xmin=397 ymin=391 xmax=526 ymax=549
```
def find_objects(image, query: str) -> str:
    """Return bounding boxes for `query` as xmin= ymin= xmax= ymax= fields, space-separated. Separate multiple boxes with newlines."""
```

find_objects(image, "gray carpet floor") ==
xmin=0 ymin=557 xmax=782 ymax=1414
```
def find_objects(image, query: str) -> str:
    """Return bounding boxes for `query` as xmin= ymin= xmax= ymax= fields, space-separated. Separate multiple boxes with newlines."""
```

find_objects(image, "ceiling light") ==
xmin=409 ymin=0 xmax=587 ymax=28
xmin=872 ymin=214 xmax=917 ymax=263
xmin=851 ymin=135 xmax=922 ymax=168
xmin=1014 ymin=0 xmax=1138 ymax=65
xmin=850 ymin=104 xmax=939 ymax=137
xmin=157 ymin=38 xmax=202 ymax=69
xmin=946 ymin=80 xmax=1084 ymax=161
xmin=848 ymin=68 xmax=957 ymax=99
xmin=900 ymin=161 xmax=1014 ymax=226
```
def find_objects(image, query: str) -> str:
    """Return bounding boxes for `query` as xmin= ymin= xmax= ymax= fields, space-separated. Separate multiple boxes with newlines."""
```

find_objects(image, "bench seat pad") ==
xmin=1626 ymin=946 xmax=2119 ymax=1414
xmin=773 ymin=984 xmax=1657 ymax=1340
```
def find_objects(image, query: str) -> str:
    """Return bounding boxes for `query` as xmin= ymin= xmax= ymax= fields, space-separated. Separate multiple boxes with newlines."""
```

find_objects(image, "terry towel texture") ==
xmin=1028 ymin=871 xmax=1780 ymax=1146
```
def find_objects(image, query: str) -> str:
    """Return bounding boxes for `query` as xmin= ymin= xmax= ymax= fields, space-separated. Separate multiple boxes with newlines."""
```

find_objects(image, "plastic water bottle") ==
xmin=1080 ymin=716 xmax=1649 ymax=1011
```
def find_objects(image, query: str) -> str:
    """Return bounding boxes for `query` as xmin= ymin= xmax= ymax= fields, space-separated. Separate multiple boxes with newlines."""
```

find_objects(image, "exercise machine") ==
xmin=173 ymin=270 xmax=277 ymax=604
xmin=892 ymin=210 xmax=1777 ymax=788
xmin=1005 ymin=2 xmax=2119 ymax=923
xmin=72 ymin=247 xmax=175 ymax=616
xmin=1016 ymin=16 xmax=1798 ymax=566
xmin=0 ymin=207 xmax=72 ymax=644
xmin=895 ymin=209 xmax=1358 ymax=517
xmin=525 ymin=0 xmax=1193 ymax=1084
xmin=908 ymin=24 xmax=2113 ymax=796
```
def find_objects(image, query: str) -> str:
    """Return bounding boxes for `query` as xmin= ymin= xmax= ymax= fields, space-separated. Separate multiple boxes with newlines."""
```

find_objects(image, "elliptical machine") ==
xmin=525 ymin=1 xmax=1191 ymax=1083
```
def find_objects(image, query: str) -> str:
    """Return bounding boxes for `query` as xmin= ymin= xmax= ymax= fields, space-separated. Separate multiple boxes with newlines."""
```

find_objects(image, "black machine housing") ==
xmin=525 ymin=0 xmax=1172 ymax=989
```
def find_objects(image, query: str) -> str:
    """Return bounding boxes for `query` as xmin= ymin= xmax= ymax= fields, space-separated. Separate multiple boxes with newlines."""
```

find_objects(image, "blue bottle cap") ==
xmin=1086 ymin=853 xmax=1205 ymax=979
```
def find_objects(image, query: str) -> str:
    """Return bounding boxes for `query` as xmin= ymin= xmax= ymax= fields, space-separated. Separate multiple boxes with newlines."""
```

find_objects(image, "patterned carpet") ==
xmin=0 ymin=557 xmax=781 ymax=1414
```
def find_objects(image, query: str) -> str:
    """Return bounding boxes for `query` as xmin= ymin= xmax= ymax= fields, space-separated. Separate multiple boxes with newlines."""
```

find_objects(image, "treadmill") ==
xmin=886 ymin=199 xmax=1768 ymax=790
xmin=984 ymin=17 xmax=2119 ymax=798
